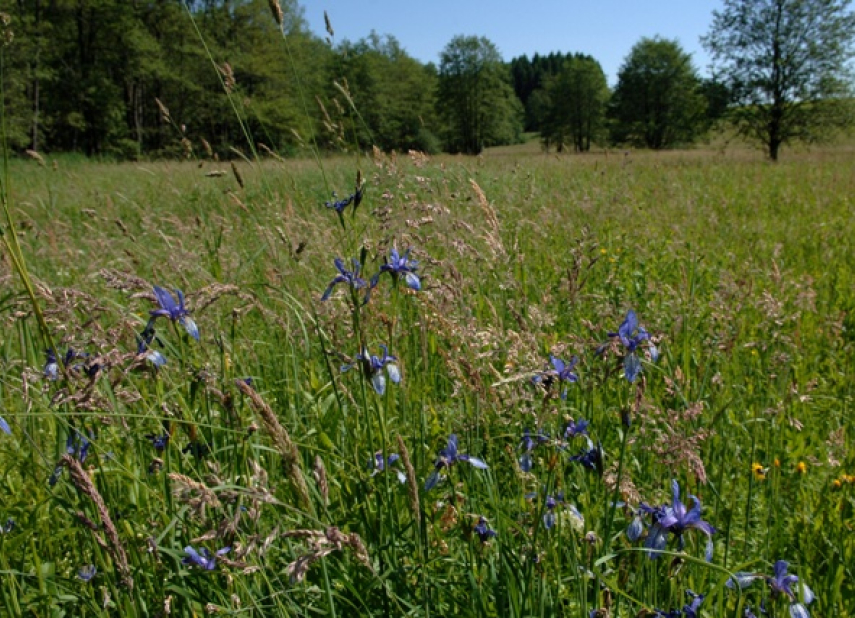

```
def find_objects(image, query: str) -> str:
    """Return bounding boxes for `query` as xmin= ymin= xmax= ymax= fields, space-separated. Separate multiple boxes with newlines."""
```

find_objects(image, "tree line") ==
xmin=1 ymin=0 xmax=852 ymax=160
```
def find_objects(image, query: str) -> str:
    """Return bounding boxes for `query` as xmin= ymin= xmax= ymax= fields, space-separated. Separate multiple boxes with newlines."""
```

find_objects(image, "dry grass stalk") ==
xmin=283 ymin=526 xmax=372 ymax=583
xmin=267 ymin=0 xmax=283 ymax=25
xmin=333 ymin=80 xmax=357 ymax=113
xmin=25 ymin=149 xmax=46 ymax=166
xmin=236 ymin=379 xmax=311 ymax=510
xmin=469 ymin=178 xmax=506 ymax=258
xmin=155 ymin=98 xmax=171 ymax=123
xmin=313 ymin=455 xmax=328 ymax=505
xmin=168 ymin=472 xmax=221 ymax=520
xmin=218 ymin=62 xmax=236 ymax=94
xmin=396 ymin=435 xmax=420 ymax=529
xmin=62 ymin=454 xmax=133 ymax=589
xmin=323 ymin=11 xmax=334 ymax=37
xmin=200 ymin=137 xmax=213 ymax=158
xmin=230 ymin=161 xmax=244 ymax=189
xmin=258 ymin=142 xmax=285 ymax=162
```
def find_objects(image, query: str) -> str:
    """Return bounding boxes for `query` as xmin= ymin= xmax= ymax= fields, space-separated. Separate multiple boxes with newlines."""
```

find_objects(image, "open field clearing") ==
xmin=1 ymin=145 xmax=854 ymax=616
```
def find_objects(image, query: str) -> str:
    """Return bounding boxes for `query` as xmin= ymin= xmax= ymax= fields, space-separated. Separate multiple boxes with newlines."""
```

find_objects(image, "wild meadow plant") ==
xmin=0 ymin=6 xmax=854 ymax=618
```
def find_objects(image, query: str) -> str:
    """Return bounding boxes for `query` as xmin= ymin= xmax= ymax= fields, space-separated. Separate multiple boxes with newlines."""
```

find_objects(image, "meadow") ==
xmin=1 ymin=141 xmax=854 ymax=617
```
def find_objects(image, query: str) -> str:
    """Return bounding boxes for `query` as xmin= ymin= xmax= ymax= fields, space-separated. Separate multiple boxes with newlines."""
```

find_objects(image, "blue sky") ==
xmin=304 ymin=1 xmax=719 ymax=85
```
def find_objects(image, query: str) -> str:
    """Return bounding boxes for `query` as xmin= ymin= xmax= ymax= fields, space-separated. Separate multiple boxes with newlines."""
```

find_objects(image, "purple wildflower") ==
xmin=533 ymin=355 xmax=579 ymax=399
xmin=727 ymin=561 xmax=814 ymax=618
xmin=49 ymin=429 xmax=92 ymax=486
xmin=324 ymin=184 xmax=364 ymax=214
xmin=342 ymin=345 xmax=401 ymax=395
xmin=683 ymin=590 xmax=705 ymax=618
xmin=150 ymin=286 xmax=199 ymax=341
xmin=607 ymin=310 xmax=658 ymax=382
xmin=44 ymin=348 xmax=59 ymax=380
xmin=182 ymin=545 xmax=230 ymax=570
xmin=564 ymin=418 xmax=590 ymax=439
xmin=78 ymin=565 xmax=97 ymax=582
xmin=570 ymin=441 xmax=604 ymax=475
xmin=518 ymin=428 xmax=549 ymax=472
xmin=137 ymin=317 xmax=167 ymax=366
xmin=639 ymin=480 xmax=715 ymax=560
xmin=372 ymin=246 xmax=421 ymax=291
xmin=321 ymin=257 xmax=370 ymax=303
xmin=145 ymin=433 xmax=170 ymax=452
xmin=425 ymin=434 xmax=488 ymax=490
xmin=473 ymin=516 xmax=497 ymax=542
xmin=0 ymin=415 xmax=9 ymax=435
xmin=371 ymin=451 xmax=405 ymax=483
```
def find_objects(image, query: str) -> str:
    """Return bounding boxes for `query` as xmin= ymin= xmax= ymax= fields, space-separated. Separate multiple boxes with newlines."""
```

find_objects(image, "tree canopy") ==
xmin=702 ymin=0 xmax=855 ymax=160
xmin=538 ymin=55 xmax=609 ymax=152
xmin=436 ymin=35 xmax=522 ymax=154
xmin=2 ymin=0 xmax=850 ymax=159
xmin=609 ymin=37 xmax=706 ymax=149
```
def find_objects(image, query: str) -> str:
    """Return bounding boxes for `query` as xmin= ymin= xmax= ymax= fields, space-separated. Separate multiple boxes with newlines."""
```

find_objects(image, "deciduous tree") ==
xmin=541 ymin=54 xmax=609 ymax=152
xmin=702 ymin=0 xmax=855 ymax=160
xmin=436 ymin=35 xmax=521 ymax=154
xmin=609 ymin=37 xmax=706 ymax=149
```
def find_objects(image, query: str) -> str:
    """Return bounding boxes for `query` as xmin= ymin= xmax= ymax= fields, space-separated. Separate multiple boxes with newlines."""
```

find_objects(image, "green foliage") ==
xmin=509 ymin=51 xmax=576 ymax=132
xmin=609 ymin=37 xmax=707 ymax=149
xmin=702 ymin=0 xmax=855 ymax=160
xmin=539 ymin=54 xmax=609 ymax=152
xmin=437 ymin=35 xmax=522 ymax=154
xmin=329 ymin=33 xmax=440 ymax=153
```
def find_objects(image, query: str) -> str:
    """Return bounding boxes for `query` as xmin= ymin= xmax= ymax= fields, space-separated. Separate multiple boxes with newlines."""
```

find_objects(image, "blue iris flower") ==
xmin=682 ymin=590 xmax=705 ymax=618
xmin=137 ymin=317 xmax=167 ymax=367
xmin=425 ymin=434 xmax=488 ymax=490
xmin=325 ymin=183 xmax=364 ymax=214
xmin=564 ymin=417 xmax=590 ymax=439
xmin=182 ymin=545 xmax=230 ymax=570
xmin=608 ymin=310 xmax=658 ymax=383
xmin=78 ymin=564 xmax=97 ymax=582
xmin=570 ymin=441 xmax=604 ymax=474
xmin=526 ymin=491 xmax=583 ymax=531
xmin=43 ymin=348 xmax=97 ymax=379
xmin=727 ymin=560 xmax=815 ymax=618
xmin=66 ymin=430 xmax=92 ymax=463
xmin=533 ymin=355 xmax=579 ymax=399
xmin=150 ymin=286 xmax=199 ymax=341
xmin=518 ymin=428 xmax=549 ymax=472
xmin=639 ymin=479 xmax=716 ymax=560
xmin=49 ymin=429 xmax=92 ymax=486
xmin=44 ymin=348 xmax=59 ymax=380
xmin=0 ymin=415 xmax=9 ymax=435
xmin=342 ymin=345 xmax=401 ymax=395
xmin=372 ymin=247 xmax=421 ymax=291
xmin=145 ymin=432 xmax=170 ymax=452
xmin=371 ymin=451 xmax=406 ymax=483
xmin=647 ymin=590 xmax=704 ymax=618
xmin=473 ymin=516 xmax=497 ymax=542
xmin=321 ymin=257 xmax=370 ymax=303
xmin=626 ymin=512 xmax=645 ymax=542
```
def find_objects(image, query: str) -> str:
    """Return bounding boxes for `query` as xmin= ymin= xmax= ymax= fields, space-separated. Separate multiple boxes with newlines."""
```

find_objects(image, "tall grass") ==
xmin=0 ymin=144 xmax=853 ymax=616
xmin=1 ymin=5 xmax=855 ymax=615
